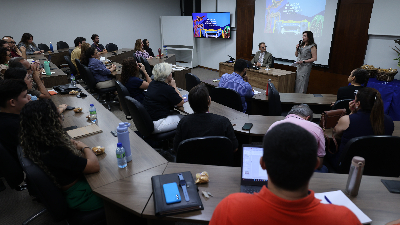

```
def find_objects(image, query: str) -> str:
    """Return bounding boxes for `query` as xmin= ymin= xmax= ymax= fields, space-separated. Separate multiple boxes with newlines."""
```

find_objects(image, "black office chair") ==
xmin=332 ymin=99 xmax=353 ymax=114
xmin=57 ymin=41 xmax=69 ymax=50
xmin=64 ymin=56 xmax=78 ymax=77
xmin=115 ymin=80 xmax=131 ymax=120
xmin=0 ymin=142 xmax=24 ymax=190
xmin=37 ymin=43 xmax=49 ymax=52
xmin=106 ymin=43 xmax=118 ymax=52
xmin=268 ymin=81 xmax=282 ymax=116
xmin=176 ymin=136 xmax=233 ymax=166
xmin=68 ymin=48 xmax=74 ymax=56
xmin=337 ymin=136 xmax=400 ymax=177
xmin=82 ymin=64 xmax=118 ymax=110
xmin=17 ymin=146 xmax=106 ymax=225
xmin=185 ymin=73 xmax=201 ymax=91
xmin=75 ymin=59 xmax=89 ymax=86
xmin=270 ymin=56 xmax=275 ymax=68
xmin=137 ymin=56 xmax=153 ymax=79
xmin=209 ymin=87 xmax=243 ymax=112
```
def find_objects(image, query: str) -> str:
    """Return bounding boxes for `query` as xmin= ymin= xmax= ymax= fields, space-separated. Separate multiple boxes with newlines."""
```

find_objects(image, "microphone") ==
xmin=297 ymin=40 xmax=302 ymax=52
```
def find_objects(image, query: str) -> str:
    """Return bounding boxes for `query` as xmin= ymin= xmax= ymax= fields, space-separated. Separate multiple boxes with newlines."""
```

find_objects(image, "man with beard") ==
xmin=91 ymin=34 xmax=107 ymax=53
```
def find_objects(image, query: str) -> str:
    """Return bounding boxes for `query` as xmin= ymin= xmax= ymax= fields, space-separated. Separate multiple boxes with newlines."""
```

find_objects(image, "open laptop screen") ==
xmin=241 ymin=145 xmax=269 ymax=186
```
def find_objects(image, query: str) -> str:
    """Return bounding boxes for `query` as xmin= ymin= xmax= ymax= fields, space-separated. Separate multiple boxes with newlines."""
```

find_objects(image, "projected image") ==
xmin=265 ymin=0 xmax=326 ymax=37
xmin=192 ymin=12 xmax=231 ymax=38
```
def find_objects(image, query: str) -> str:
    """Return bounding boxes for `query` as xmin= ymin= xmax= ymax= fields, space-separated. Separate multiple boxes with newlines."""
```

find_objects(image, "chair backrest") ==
xmin=139 ymin=57 xmax=152 ymax=76
xmin=332 ymin=99 xmax=353 ymax=114
xmin=57 ymin=41 xmax=69 ymax=50
xmin=0 ymin=142 xmax=24 ymax=189
xmin=337 ymin=135 xmax=400 ymax=177
xmin=81 ymin=64 xmax=98 ymax=91
xmin=270 ymin=56 xmax=275 ymax=68
xmin=209 ymin=87 xmax=243 ymax=112
xmin=176 ymin=136 xmax=233 ymax=166
xmin=74 ymin=59 xmax=87 ymax=83
xmin=106 ymin=43 xmax=118 ymax=52
xmin=38 ymin=43 xmax=49 ymax=52
xmin=17 ymin=146 xmax=68 ymax=222
xmin=125 ymin=96 xmax=154 ymax=137
xmin=185 ymin=73 xmax=201 ymax=91
xmin=115 ymin=80 xmax=131 ymax=118
xmin=268 ymin=82 xmax=282 ymax=116
xmin=64 ymin=56 xmax=77 ymax=76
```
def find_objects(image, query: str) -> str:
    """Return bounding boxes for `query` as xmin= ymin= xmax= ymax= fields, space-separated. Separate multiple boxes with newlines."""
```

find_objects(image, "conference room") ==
xmin=1 ymin=0 xmax=400 ymax=224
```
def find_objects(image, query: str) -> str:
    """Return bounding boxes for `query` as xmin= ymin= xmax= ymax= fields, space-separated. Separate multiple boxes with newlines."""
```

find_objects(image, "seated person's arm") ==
xmin=92 ymin=60 xmax=112 ymax=76
xmin=169 ymin=78 xmax=184 ymax=107
xmin=333 ymin=115 xmax=350 ymax=139
xmin=58 ymin=104 xmax=68 ymax=114
xmin=138 ymin=63 xmax=152 ymax=89
xmin=73 ymin=140 xmax=100 ymax=174
xmin=32 ymin=65 xmax=51 ymax=99
xmin=318 ymin=157 xmax=324 ymax=169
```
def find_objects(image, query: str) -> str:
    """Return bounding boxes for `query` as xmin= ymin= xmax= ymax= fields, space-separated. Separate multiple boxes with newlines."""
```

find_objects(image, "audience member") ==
xmin=219 ymin=59 xmax=254 ymax=113
xmin=120 ymin=57 xmax=151 ymax=103
xmin=143 ymin=63 xmax=184 ymax=133
xmin=83 ymin=47 xmax=116 ymax=89
xmin=71 ymin=37 xmax=86 ymax=75
xmin=134 ymin=39 xmax=152 ymax=59
xmin=268 ymin=104 xmax=327 ymax=172
xmin=0 ymin=47 xmax=11 ymax=78
xmin=19 ymin=99 xmax=103 ymax=211
xmin=251 ymin=42 xmax=273 ymax=67
xmin=91 ymin=34 xmax=107 ymax=53
xmin=0 ymin=79 xmax=31 ymax=162
xmin=17 ymin=33 xmax=43 ymax=55
xmin=2 ymin=36 xmax=26 ymax=59
xmin=0 ymin=39 xmax=8 ymax=49
xmin=173 ymin=83 xmax=238 ymax=153
xmin=79 ymin=42 xmax=91 ymax=62
xmin=337 ymin=68 xmax=369 ymax=101
xmin=142 ymin=39 xmax=154 ymax=57
xmin=209 ymin=123 xmax=361 ymax=225
xmin=330 ymin=87 xmax=394 ymax=170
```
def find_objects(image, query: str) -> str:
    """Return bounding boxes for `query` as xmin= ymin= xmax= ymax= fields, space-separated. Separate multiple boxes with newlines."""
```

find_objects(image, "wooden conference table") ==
xmin=219 ymin=62 xmax=296 ymax=93
xmin=51 ymin=85 xmax=400 ymax=224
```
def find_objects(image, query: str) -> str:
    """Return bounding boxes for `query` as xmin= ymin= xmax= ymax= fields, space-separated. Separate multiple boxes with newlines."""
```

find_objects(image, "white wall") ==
xmin=0 ymin=0 xmax=181 ymax=50
xmin=364 ymin=0 xmax=400 ymax=79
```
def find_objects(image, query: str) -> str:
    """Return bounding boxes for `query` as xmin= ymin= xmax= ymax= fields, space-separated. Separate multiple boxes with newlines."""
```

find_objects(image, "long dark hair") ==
xmin=120 ymin=57 xmax=139 ymax=85
xmin=352 ymin=68 xmax=369 ymax=86
xmin=355 ymin=87 xmax=385 ymax=135
xmin=301 ymin=31 xmax=315 ymax=47
xmin=20 ymin=99 xmax=82 ymax=187
xmin=79 ymin=43 xmax=91 ymax=62
xmin=0 ymin=47 xmax=9 ymax=64
xmin=143 ymin=39 xmax=149 ymax=52
xmin=20 ymin=33 xmax=35 ymax=47
xmin=81 ymin=46 xmax=96 ymax=66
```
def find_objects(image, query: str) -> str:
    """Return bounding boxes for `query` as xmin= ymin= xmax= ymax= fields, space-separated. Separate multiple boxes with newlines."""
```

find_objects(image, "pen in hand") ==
xmin=324 ymin=195 xmax=332 ymax=204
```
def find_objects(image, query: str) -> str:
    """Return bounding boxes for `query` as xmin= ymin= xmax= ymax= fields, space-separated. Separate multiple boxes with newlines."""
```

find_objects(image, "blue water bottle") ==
xmin=117 ymin=122 xmax=132 ymax=162
xmin=116 ymin=143 xmax=127 ymax=168
xmin=49 ymin=42 xmax=53 ymax=52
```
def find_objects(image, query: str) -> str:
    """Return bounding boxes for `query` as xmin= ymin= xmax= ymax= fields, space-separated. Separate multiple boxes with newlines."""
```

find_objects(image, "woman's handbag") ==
xmin=319 ymin=109 xmax=346 ymax=154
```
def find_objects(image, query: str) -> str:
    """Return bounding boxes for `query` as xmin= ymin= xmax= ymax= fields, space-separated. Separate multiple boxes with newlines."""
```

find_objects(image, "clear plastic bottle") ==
xmin=89 ymin=104 xmax=97 ymax=123
xmin=70 ymin=74 xmax=76 ymax=87
xmin=116 ymin=143 xmax=127 ymax=168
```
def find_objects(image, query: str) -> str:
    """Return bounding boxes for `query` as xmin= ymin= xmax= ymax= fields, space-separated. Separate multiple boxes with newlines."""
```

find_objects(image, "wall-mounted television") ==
xmin=192 ymin=12 xmax=231 ymax=38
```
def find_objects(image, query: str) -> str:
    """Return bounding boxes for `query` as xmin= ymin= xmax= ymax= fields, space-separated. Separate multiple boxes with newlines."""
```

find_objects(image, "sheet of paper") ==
xmin=100 ymin=57 xmax=106 ymax=62
xmin=315 ymin=190 xmax=371 ymax=224
xmin=254 ymin=90 xmax=261 ymax=95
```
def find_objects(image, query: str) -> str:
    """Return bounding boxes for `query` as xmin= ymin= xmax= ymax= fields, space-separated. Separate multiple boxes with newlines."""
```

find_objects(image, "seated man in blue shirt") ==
xmin=218 ymin=59 xmax=254 ymax=112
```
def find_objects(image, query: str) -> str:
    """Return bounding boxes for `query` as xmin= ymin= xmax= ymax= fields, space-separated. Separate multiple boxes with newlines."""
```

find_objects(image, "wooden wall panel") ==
xmin=236 ymin=0 xmax=374 ymax=94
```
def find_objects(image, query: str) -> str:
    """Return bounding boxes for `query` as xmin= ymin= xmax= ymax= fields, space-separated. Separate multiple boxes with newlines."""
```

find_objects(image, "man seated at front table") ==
xmin=218 ymin=59 xmax=254 ymax=113
xmin=173 ymin=83 xmax=238 ymax=153
xmin=268 ymin=104 xmax=327 ymax=172
xmin=209 ymin=123 xmax=361 ymax=225
xmin=71 ymin=36 xmax=86 ymax=76
xmin=91 ymin=34 xmax=107 ymax=54
xmin=251 ymin=42 xmax=273 ymax=68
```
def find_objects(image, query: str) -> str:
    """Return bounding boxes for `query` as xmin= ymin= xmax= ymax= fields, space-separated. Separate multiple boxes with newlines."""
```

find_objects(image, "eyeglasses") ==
xmin=8 ymin=41 xmax=16 ymax=44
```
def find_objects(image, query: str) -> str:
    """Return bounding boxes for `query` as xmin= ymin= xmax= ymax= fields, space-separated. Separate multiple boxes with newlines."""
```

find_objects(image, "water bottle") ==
xmin=345 ymin=156 xmax=365 ymax=196
xmin=49 ymin=42 xmax=53 ymax=52
xmin=163 ymin=45 xmax=167 ymax=57
xmin=116 ymin=143 xmax=127 ymax=168
xmin=89 ymin=104 xmax=97 ymax=123
xmin=70 ymin=74 xmax=76 ymax=87
xmin=117 ymin=122 xmax=132 ymax=162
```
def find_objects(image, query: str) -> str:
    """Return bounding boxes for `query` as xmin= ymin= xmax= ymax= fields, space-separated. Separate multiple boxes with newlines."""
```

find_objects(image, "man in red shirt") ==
xmin=209 ymin=123 xmax=362 ymax=225
xmin=2 ymin=36 xmax=26 ymax=59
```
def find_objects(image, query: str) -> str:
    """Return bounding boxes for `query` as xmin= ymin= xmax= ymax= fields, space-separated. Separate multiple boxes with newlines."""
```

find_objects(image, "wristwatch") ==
xmin=178 ymin=173 xmax=190 ymax=202
xmin=303 ymin=60 xmax=306 ymax=64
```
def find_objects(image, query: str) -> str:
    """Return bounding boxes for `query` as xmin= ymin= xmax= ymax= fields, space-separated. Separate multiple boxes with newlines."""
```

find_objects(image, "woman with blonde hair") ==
xmin=143 ymin=63 xmax=184 ymax=133
xmin=20 ymin=99 xmax=103 ymax=211
xmin=134 ymin=39 xmax=152 ymax=60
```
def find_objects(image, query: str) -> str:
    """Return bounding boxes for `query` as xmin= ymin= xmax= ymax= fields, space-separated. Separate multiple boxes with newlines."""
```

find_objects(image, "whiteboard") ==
xmin=368 ymin=0 xmax=400 ymax=36
xmin=161 ymin=16 xmax=193 ymax=47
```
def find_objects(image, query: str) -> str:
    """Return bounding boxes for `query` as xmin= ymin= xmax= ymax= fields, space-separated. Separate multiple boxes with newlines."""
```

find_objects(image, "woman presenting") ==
xmin=295 ymin=31 xmax=317 ymax=93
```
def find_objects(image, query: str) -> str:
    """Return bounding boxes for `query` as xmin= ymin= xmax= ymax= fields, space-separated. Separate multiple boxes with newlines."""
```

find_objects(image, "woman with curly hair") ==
xmin=17 ymin=33 xmax=43 ymax=55
xmin=134 ymin=39 xmax=152 ymax=60
xmin=20 ymin=99 xmax=103 ymax=211
xmin=121 ymin=57 xmax=151 ymax=103
xmin=79 ymin=42 xmax=91 ymax=63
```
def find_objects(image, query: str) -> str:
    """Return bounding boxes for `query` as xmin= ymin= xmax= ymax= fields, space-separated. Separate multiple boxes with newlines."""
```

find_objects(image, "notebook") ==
xmin=240 ymin=145 xmax=268 ymax=193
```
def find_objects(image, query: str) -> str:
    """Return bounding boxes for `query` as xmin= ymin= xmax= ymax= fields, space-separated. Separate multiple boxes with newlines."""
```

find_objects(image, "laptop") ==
xmin=240 ymin=144 xmax=268 ymax=193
